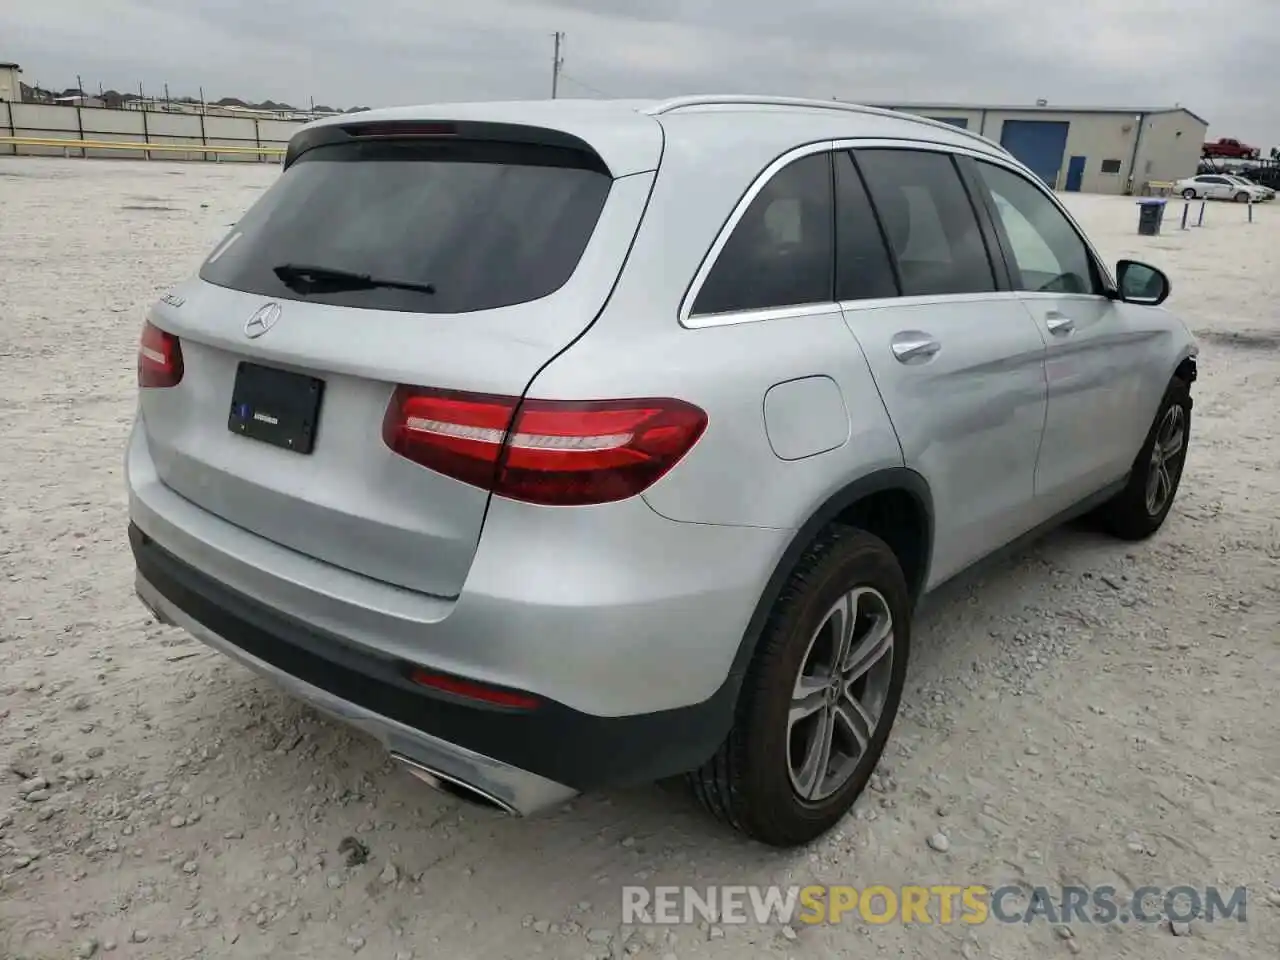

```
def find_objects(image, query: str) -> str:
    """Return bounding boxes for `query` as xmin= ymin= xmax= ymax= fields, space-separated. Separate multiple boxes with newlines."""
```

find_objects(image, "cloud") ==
xmin=3 ymin=0 xmax=1277 ymax=144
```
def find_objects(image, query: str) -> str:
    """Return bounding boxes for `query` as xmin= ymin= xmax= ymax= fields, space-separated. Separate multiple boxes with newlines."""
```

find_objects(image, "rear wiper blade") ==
xmin=273 ymin=263 xmax=436 ymax=295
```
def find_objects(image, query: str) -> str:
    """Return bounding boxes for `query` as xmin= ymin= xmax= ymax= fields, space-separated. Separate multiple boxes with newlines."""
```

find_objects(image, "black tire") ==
xmin=687 ymin=526 xmax=910 ymax=847
xmin=1098 ymin=376 xmax=1191 ymax=541
xmin=1181 ymin=188 xmax=1197 ymax=200
xmin=1235 ymin=191 xmax=1250 ymax=203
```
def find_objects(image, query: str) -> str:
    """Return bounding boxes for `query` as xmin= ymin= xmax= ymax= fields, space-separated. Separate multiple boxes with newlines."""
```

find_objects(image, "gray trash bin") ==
xmin=1137 ymin=198 xmax=1167 ymax=236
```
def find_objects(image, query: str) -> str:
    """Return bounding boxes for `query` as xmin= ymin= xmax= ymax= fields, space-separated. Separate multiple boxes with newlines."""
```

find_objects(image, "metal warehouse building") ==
xmin=863 ymin=101 xmax=1209 ymax=195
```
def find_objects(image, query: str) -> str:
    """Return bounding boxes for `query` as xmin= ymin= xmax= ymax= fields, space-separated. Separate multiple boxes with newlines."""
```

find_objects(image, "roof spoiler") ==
xmin=284 ymin=119 xmax=612 ymax=173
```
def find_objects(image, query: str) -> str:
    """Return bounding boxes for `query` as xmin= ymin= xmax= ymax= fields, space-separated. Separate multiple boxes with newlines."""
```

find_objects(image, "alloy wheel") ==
xmin=787 ymin=587 xmax=895 ymax=802
xmin=1145 ymin=404 xmax=1186 ymax=515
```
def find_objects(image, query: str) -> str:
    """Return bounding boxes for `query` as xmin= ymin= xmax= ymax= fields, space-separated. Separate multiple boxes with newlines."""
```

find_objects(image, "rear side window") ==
xmin=692 ymin=153 xmax=834 ymax=316
xmin=833 ymin=152 xmax=899 ymax=302
xmin=199 ymin=140 xmax=612 ymax=314
xmin=855 ymin=149 xmax=995 ymax=297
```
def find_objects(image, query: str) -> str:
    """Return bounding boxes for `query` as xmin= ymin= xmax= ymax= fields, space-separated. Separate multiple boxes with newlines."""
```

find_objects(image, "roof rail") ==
xmin=643 ymin=95 xmax=1010 ymax=155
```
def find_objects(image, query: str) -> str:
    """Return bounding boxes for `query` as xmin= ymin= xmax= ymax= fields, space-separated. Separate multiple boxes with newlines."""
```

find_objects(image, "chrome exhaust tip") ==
xmin=135 ymin=580 xmax=177 ymax=626
xmin=390 ymin=753 xmax=520 ymax=816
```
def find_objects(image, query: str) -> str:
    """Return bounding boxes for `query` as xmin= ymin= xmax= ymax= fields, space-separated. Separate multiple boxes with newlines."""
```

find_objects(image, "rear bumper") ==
xmin=126 ymin=419 xmax=785 ymax=719
xmin=133 ymin=564 xmax=572 ymax=816
xmin=130 ymin=522 xmax=745 ymax=797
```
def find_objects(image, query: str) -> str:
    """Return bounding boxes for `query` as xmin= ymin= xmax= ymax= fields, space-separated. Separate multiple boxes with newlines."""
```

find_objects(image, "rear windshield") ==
xmin=199 ymin=140 xmax=612 ymax=314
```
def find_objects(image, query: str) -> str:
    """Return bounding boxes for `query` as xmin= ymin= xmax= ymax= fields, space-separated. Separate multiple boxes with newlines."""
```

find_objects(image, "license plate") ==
xmin=228 ymin=362 xmax=324 ymax=454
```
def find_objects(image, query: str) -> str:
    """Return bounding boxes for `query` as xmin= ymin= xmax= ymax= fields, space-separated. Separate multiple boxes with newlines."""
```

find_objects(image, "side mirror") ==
xmin=1116 ymin=259 xmax=1171 ymax=306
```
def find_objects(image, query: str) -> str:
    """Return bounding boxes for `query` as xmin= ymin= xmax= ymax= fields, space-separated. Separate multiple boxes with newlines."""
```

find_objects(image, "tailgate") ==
xmin=139 ymin=123 xmax=657 ymax=598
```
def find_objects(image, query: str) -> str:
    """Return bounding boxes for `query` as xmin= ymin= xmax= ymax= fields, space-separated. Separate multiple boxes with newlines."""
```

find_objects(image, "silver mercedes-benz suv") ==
xmin=127 ymin=95 xmax=1198 ymax=846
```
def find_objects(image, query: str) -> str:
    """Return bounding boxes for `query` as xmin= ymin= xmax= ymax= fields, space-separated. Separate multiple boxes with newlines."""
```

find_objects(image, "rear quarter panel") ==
xmin=527 ymin=311 xmax=904 ymax=529
xmin=488 ymin=115 xmax=925 ymax=718
xmin=522 ymin=112 xmax=906 ymax=531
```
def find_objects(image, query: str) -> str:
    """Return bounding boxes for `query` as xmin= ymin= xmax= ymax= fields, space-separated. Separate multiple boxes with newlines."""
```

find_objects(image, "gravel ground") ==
xmin=1 ymin=157 xmax=1278 ymax=959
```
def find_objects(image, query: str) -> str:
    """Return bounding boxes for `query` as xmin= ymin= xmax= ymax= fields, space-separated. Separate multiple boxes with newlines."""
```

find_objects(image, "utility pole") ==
xmin=76 ymin=74 xmax=83 ymax=96
xmin=551 ymin=32 xmax=564 ymax=99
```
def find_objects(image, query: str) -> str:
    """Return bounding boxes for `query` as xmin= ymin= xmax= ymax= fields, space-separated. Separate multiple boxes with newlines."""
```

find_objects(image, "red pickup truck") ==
xmin=1203 ymin=138 xmax=1261 ymax=159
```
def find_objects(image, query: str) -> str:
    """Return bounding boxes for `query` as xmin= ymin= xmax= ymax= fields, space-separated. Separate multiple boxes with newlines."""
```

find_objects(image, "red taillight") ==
xmin=138 ymin=321 xmax=183 ymax=388
xmin=382 ymin=387 xmax=707 ymax=506
xmin=408 ymin=669 xmax=540 ymax=711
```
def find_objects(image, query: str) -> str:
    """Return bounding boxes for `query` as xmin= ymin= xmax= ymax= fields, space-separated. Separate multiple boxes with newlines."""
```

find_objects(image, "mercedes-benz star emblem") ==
xmin=244 ymin=302 xmax=282 ymax=339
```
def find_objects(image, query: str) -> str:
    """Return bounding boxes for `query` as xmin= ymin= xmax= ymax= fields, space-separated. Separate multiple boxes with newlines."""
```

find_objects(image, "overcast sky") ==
xmin=5 ymin=0 xmax=1278 ymax=146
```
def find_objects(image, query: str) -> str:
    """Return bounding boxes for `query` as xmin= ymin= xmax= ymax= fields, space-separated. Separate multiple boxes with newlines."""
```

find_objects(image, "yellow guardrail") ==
xmin=0 ymin=136 xmax=285 ymax=158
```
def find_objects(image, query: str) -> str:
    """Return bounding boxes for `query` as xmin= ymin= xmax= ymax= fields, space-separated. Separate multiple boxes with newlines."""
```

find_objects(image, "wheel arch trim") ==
xmin=724 ymin=467 xmax=934 ymax=690
xmin=1173 ymin=346 xmax=1197 ymax=384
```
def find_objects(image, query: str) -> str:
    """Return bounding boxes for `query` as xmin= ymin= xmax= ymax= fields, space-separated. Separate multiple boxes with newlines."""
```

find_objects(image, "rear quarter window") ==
xmin=691 ymin=152 xmax=835 ymax=316
xmin=199 ymin=140 xmax=612 ymax=314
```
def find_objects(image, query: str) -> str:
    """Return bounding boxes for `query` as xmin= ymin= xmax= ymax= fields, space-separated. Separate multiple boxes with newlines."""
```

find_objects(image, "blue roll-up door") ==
xmin=928 ymin=116 xmax=969 ymax=129
xmin=999 ymin=120 xmax=1070 ymax=188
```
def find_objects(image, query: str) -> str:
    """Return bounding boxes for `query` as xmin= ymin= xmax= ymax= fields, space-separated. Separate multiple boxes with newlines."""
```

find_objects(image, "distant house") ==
xmin=0 ymin=61 xmax=21 ymax=103
xmin=54 ymin=94 xmax=106 ymax=108
xmin=122 ymin=98 xmax=203 ymax=114
xmin=865 ymin=99 xmax=1209 ymax=194
xmin=216 ymin=103 xmax=302 ymax=121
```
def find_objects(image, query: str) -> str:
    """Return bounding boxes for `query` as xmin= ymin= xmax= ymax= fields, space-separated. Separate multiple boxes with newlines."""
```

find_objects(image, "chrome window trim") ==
xmin=684 ymin=301 xmax=842 ymax=329
xmin=689 ymin=291 xmax=1033 ymax=329
xmin=1014 ymin=291 xmax=1112 ymax=303
xmin=837 ymin=290 xmax=1026 ymax=313
xmin=680 ymin=136 xmax=1118 ymax=331
xmin=680 ymin=139 xmax=836 ymax=329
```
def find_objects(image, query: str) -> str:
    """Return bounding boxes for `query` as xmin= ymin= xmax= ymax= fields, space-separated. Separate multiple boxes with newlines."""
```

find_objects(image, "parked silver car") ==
xmin=1175 ymin=173 xmax=1272 ymax=202
xmin=128 ymin=95 xmax=1198 ymax=847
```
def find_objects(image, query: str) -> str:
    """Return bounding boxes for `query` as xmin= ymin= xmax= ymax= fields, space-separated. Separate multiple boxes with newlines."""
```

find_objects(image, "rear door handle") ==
xmin=1045 ymin=311 xmax=1075 ymax=335
xmin=890 ymin=333 xmax=941 ymax=363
